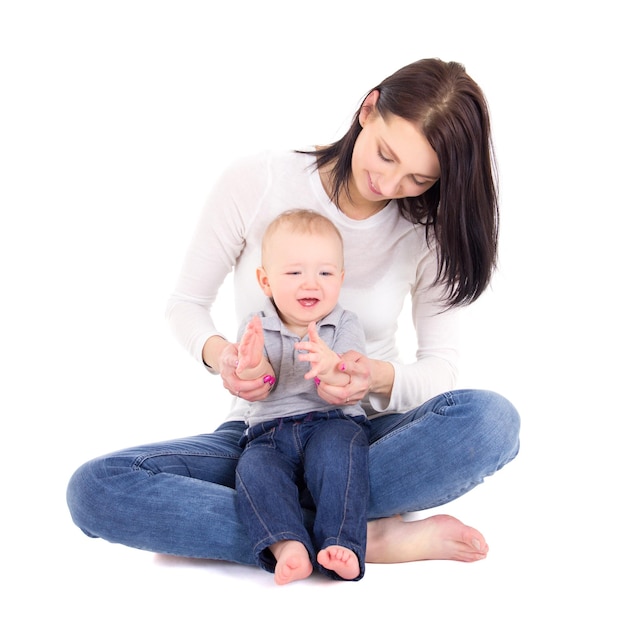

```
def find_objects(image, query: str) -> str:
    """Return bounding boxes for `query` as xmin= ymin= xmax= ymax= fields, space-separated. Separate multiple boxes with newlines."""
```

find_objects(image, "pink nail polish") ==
xmin=314 ymin=377 xmax=321 ymax=386
xmin=340 ymin=363 xmax=346 ymax=371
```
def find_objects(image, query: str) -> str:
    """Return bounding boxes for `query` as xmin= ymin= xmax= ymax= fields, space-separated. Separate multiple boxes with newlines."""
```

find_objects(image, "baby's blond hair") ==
xmin=262 ymin=209 xmax=344 ymax=265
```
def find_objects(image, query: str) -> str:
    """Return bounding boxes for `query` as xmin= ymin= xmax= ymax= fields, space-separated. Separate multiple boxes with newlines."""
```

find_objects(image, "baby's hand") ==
xmin=236 ymin=315 xmax=266 ymax=379
xmin=295 ymin=321 xmax=346 ymax=384
xmin=219 ymin=341 xmax=273 ymax=402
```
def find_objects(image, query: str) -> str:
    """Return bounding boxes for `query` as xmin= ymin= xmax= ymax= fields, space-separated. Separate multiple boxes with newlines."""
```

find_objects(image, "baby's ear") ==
xmin=256 ymin=267 xmax=273 ymax=296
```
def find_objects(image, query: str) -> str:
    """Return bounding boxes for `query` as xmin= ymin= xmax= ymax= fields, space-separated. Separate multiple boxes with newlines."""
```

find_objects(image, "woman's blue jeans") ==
xmin=66 ymin=389 xmax=520 ymax=565
xmin=236 ymin=411 xmax=370 ymax=580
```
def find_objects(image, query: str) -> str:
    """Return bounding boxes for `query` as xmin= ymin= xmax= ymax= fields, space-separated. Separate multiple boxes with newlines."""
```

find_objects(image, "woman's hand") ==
xmin=316 ymin=350 xmax=372 ymax=406
xmin=218 ymin=341 xmax=273 ymax=402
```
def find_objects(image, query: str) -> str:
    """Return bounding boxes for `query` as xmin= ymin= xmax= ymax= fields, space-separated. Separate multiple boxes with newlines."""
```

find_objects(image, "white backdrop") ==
xmin=2 ymin=1 xmax=624 ymax=624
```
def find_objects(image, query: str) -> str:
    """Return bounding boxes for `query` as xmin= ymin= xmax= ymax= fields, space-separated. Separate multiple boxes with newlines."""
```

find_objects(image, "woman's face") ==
xmin=351 ymin=92 xmax=440 ymax=204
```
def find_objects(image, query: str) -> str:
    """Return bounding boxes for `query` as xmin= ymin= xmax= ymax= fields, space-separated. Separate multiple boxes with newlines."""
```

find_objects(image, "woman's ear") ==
xmin=256 ymin=267 xmax=273 ymax=296
xmin=359 ymin=90 xmax=380 ymax=126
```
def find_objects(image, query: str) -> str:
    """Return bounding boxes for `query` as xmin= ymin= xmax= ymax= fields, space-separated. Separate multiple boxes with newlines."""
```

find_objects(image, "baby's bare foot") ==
xmin=317 ymin=545 xmax=360 ymax=580
xmin=366 ymin=514 xmax=489 ymax=563
xmin=271 ymin=540 xmax=313 ymax=585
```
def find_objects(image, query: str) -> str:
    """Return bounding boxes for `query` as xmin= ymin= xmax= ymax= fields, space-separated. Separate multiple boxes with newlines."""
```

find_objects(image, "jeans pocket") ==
xmin=247 ymin=425 xmax=277 ymax=449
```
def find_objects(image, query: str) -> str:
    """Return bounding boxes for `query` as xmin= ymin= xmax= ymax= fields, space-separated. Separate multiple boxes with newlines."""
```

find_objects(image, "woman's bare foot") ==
xmin=317 ymin=545 xmax=360 ymax=580
xmin=270 ymin=540 xmax=313 ymax=585
xmin=366 ymin=514 xmax=489 ymax=564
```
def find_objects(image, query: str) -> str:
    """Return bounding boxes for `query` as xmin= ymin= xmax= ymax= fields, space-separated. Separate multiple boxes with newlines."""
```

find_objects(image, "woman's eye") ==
xmin=377 ymin=150 xmax=393 ymax=163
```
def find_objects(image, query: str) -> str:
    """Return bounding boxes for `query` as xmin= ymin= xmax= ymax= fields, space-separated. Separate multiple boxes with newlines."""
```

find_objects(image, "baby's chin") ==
xmin=282 ymin=309 xmax=334 ymax=334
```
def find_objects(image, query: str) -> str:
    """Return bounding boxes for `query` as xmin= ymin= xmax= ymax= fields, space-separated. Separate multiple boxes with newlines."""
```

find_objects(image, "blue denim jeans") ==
xmin=236 ymin=411 xmax=370 ymax=580
xmin=66 ymin=389 xmax=520 ymax=565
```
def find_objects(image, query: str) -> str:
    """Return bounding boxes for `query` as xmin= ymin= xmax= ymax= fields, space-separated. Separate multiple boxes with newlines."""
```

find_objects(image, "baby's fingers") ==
xmin=307 ymin=321 xmax=319 ymax=342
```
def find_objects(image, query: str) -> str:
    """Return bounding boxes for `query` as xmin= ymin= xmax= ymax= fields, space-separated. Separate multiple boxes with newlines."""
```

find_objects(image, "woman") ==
xmin=67 ymin=58 xmax=520 ymax=567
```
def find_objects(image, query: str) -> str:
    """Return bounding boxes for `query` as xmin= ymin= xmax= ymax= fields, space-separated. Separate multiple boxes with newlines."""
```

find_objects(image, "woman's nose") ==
xmin=378 ymin=174 xmax=402 ymax=197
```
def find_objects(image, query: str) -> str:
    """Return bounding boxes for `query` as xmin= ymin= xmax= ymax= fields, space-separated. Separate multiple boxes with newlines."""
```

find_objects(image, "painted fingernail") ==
xmin=314 ymin=377 xmax=321 ymax=386
xmin=340 ymin=363 xmax=346 ymax=371
xmin=263 ymin=375 xmax=276 ymax=385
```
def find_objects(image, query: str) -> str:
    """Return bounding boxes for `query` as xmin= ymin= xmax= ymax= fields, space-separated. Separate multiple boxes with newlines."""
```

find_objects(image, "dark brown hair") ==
xmin=307 ymin=58 xmax=499 ymax=307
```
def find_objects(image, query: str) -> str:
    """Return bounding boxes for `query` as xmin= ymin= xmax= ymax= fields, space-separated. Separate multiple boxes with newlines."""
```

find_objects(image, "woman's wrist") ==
xmin=368 ymin=358 xmax=395 ymax=397
xmin=201 ymin=335 xmax=229 ymax=372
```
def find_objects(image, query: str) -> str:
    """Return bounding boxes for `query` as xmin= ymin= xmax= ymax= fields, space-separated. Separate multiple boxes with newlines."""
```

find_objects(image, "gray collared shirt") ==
xmin=238 ymin=299 xmax=367 ymax=427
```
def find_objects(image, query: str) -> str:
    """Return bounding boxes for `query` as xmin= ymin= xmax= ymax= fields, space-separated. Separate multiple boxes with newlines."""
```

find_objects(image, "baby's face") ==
xmin=258 ymin=228 xmax=344 ymax=333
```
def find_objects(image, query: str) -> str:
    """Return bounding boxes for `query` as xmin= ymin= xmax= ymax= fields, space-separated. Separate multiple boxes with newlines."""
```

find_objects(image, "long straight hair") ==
xmin=306 ymin=58 xmax=499 ymax=307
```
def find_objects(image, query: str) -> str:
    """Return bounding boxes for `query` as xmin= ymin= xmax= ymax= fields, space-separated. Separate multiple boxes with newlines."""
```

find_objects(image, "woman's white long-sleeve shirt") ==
xmin=165 ymin=149 xmax=459 ymax=421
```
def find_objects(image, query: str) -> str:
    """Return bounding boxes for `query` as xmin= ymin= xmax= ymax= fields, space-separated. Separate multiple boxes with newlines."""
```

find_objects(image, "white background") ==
xmin=2 ymin=1 xmax=624 ymax=623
